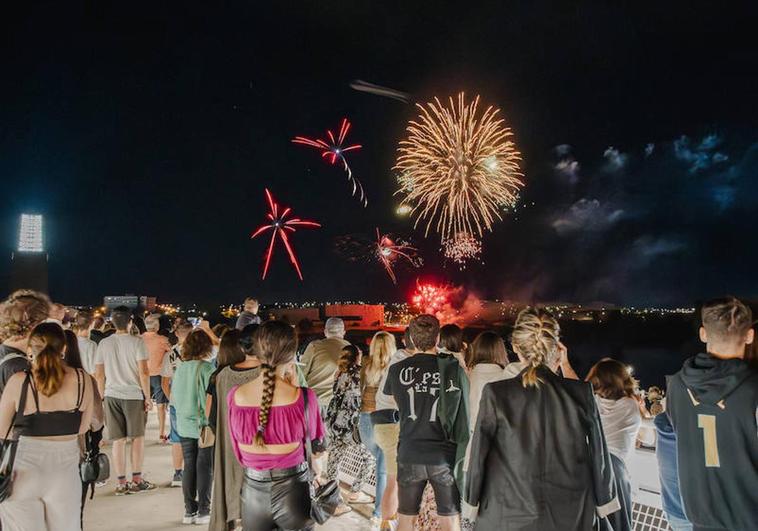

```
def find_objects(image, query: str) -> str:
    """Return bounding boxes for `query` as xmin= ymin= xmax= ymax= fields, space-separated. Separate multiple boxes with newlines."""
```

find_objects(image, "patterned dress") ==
xmin=324 ymin=365 xmax=375 ymax=493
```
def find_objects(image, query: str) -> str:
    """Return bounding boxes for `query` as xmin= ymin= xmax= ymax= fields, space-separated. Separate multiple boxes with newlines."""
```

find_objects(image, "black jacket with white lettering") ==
xmin=465 ymin=365 xmax=619 ymax=531
xmin=666 ymin=353 xmax=758 ymax=531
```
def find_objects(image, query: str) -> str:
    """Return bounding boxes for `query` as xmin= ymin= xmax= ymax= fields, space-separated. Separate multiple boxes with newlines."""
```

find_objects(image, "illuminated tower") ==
xmin=10 ymin=214 xmax=48 ymax=293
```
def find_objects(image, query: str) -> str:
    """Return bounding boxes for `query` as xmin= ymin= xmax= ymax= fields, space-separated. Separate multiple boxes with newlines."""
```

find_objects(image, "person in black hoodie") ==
xmin=666 ymin=296 xmax=757 ymax=531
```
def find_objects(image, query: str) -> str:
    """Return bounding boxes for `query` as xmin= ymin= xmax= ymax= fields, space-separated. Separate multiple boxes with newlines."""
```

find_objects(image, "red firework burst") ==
xmin=250 ymin=189 xmax=320 ymax=280
xmin=375 ymin=228 xmax=421 ymax=284
xmin=292 ymin=118 xmax=367 ymax=206
xmin=410 ymin=281 xmax=451 ymax=315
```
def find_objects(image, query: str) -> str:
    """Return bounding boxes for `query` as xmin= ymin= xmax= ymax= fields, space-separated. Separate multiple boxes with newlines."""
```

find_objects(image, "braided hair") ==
xmin=511 ymin=308 xmax=561 ymax=388
xmin=253 ymin=320 xmax=297 ymax=447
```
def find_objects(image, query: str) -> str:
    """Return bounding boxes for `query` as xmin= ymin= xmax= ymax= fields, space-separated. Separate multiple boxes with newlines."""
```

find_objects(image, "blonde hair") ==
xmin=144 ymin=314 xmax=161 ymax=332
xmin=363 ymin=331 xmax=396 ymax=386
xmin=511 ymin=308 xmax=561 ymax=387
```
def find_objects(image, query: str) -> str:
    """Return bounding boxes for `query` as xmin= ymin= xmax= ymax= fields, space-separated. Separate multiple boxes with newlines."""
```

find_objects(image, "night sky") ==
xmin=2 ymin=2 xmax=757 ymax=307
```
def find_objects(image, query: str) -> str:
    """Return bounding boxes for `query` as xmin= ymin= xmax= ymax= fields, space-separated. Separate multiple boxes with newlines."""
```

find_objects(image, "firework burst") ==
xmin=250 ymin=189 xmax=320 ymax=280
xmin=375 ymin=228 xmax=422 ymax=284
xmin=292 ymin=118 xmax=367 ymax=206
xmin=394 ymin=93 xmax=524 ymax=241
xmin=411 ymin=281 xmax=450 ymax=315
xmin=442 ymin=232 xmax=482 ymax=269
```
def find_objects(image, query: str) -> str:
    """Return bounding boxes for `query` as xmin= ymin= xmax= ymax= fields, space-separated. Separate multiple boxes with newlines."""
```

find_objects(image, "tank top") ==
xmin=15 ymin=370 xmax=84 ymax=437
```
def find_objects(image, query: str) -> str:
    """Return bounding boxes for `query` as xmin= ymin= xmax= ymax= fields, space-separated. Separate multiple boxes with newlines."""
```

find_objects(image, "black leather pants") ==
xmin=241 ymin=464 xmax=314 ymax=531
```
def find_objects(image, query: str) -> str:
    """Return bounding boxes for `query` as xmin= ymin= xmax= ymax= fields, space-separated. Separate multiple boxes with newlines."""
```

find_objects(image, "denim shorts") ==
xmin=150 ymin=375 xmax=169 ymax=404
xmin=397 ymin=462 xmax=460 ymax=517
xmin=169 ymin=405 xmax=181 ymax=443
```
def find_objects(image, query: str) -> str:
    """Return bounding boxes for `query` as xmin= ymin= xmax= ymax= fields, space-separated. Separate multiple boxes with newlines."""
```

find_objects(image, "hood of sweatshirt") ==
xmin=678 ymin=352 xmax=754 ymax=404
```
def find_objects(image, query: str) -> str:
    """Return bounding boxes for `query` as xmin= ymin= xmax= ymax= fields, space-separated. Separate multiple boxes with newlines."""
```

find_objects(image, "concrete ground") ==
xmin=84 ymin=415 xmax=370 ymax=530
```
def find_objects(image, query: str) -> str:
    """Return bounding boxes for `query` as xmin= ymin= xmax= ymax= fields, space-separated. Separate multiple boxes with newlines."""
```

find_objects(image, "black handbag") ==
xmin=0 ymin=370 xmax=31 ymax=503
xmin=80 ymin=428 xmax=110 ymax=499
xmin=301 ymin=387 xmax=342 ymax=524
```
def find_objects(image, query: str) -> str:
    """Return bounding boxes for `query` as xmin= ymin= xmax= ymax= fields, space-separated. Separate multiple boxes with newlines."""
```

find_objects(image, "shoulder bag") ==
xmin=197 ymin=363 xmax=215 ymax=448
xmin=0 ymin=370 xmax=31 ymax=503
xmin=302 ymin=387 xmax=341 ymax=524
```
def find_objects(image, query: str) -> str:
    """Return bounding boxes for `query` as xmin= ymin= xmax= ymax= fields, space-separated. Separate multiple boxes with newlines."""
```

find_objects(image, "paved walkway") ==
xmin=84 ymin=416 xmax=370 ymax=530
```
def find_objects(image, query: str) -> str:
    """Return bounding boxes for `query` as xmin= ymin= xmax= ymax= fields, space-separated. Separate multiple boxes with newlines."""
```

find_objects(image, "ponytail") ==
xmin=254 ymin=364 xmax=276 ymax=447
xmin=33 ymin=344 xmax=66 ymax=396
xmin=521 ymin=364 xmax=544 ymax=388
xmin=28 ymin=322 xmax=67 ymax=397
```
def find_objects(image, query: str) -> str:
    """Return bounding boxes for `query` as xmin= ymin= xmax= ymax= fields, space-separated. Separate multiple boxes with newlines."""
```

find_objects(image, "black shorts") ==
xmin=150 ymin=375 xmax=169 ymax=404
xmin=397 ymin=463 xmax=460 ymax=517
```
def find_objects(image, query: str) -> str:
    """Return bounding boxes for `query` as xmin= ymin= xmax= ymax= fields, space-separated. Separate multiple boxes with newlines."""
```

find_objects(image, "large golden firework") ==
xmin=394 ymin=93 xmax=523 ymax=241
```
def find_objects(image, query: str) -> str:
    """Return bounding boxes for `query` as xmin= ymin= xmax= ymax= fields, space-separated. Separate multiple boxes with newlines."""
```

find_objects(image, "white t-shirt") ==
xmin=77 ymin=336 xmax=98 ymax=375
xmin=95 ymin=333 xmax=149 ymax=400
xmin=374 ymin=349 xmax=410 ymax=411
xmin=160 ymin=345 xmax=183 ymax=379
xmin=595 ymin=395 xmax=642 ymax=464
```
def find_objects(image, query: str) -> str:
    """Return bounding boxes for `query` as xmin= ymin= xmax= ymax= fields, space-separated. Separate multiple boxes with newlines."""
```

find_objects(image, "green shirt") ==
xmin=171 ymin=359 xmax=215 ymax=439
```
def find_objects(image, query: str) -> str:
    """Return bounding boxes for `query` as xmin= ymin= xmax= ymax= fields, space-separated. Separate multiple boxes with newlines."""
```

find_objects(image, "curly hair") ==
xmin=181 ymin=330 xmax=213 ymax=361
xmin=511 ymin=308 xmax=561 ymax=388
xmin=0 ymin=290 xmax=51 ymax=341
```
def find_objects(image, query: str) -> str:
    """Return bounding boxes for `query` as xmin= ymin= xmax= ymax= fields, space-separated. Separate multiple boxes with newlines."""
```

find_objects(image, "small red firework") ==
xmin=375 ymin=228 xmax=421 ymax=284
xmin=410 ymin=281 xmax=451 ymax=315
xmin=250 ymin=189 xmax=320 ymax=280
xmin=292 ymin=118 xmax=367 ymax=206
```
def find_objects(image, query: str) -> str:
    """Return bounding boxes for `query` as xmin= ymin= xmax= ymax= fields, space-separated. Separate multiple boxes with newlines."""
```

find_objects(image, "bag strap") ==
xmin=3 ymin=371 xmax=31 ymax=441
xmin=301 ymin=386 xmax=314 ymax=476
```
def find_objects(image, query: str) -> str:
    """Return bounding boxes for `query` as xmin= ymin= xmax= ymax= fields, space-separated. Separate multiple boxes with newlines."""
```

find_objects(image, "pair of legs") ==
xmin=359 ymin=413 xmax=386 ymax=518
xmin=325 ymin=436 xmax=375 ymax=495
xmin=104 ymin=397 xmax=148 ymax=485
xmin=149 ymin=375 xmax=169 ymax=439
xmin=179 ymin=437 xmax=214 ymax=516
xmin=396 ymin=463 xmax=460 ymax=531
xmin=373 ymin=422 xmax=400 ymax=524
xmin=168 ymin=405 xmax=184 ymax=475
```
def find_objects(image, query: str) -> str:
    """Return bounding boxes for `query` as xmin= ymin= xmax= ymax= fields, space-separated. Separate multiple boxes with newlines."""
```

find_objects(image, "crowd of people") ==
xmin=0 ymin=290 xmax=755 ymax=531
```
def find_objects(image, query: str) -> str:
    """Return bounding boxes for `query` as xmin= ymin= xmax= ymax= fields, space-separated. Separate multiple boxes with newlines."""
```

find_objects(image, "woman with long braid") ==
xmin=228 ymin=320 xmax=325 ymax=531
xmin=464 ymin=308 xmax=619 ymax=530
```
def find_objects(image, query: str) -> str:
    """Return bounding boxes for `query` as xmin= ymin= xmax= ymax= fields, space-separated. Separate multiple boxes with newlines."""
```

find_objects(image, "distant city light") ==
xmin=18 ymin=214 xmax=43 ymax=252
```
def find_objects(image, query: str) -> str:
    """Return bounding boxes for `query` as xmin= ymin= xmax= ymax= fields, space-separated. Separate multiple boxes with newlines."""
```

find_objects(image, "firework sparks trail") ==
xmin=375 ymin=228 xmax=422 ymax=284
xmin=394 ymin=93 xmax=524 ymax=243
xmin=250 ymin=189 xmax=320 ymax=280
xmin=442 ymin=231 xmax=483 ymax=269
xmin=349 ymin=79 xmax=411 ymax=103
xmin=292 ymin=118 xmax=367 ymax=206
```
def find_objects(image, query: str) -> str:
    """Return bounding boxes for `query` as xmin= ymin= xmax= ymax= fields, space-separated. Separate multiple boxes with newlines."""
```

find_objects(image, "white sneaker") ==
xmin=195 ymin=514 xmax=210 ymax=525
xmin=182 ymin=513 xmax=197 ymax=525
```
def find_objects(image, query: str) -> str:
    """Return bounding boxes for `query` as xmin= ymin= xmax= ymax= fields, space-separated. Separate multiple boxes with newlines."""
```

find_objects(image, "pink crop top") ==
xmin=227 ymin=386 xmax=326 ymax=470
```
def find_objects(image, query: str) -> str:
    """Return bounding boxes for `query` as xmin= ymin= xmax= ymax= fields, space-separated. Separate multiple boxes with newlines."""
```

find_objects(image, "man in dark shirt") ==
xmin=0 ymin=290 xmax=51 ymax=394
xmin=666 ymin=297 xmax=757 ymax=531
xmin=384 ymin=314 xmax=459 ymax=531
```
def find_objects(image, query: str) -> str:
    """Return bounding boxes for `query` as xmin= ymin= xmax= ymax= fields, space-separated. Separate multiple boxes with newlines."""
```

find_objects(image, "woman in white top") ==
xmin=466 ymin=331 xmax=509 ymax=433
xmin=586 ymin=358 xmax=646 ymax=531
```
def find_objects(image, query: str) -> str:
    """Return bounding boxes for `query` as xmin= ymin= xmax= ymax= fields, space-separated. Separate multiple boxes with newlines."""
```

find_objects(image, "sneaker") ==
xmin=380 ymin=519 xmax=398 ymax=531
xmin=114 ymin=483 xmax=130 ymax=496
xmin=171 ymin=470 xmax=183 ymax=487
xmin=128 ymin=479 xmax=157 ymax=494
xmin=95 ymin=480 xmax=108 ymax=488
xmin=194 ymin=514 xmax=210 ymax=525
xmin=182 ymin=513 xmax=197 ymax=525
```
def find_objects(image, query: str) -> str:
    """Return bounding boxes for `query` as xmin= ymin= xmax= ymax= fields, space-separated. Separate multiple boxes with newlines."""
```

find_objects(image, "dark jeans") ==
xmin=608 ymin=454 xmax=632 ymax=531
xmin=180 ymin=437 xmax=214 ymax=515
